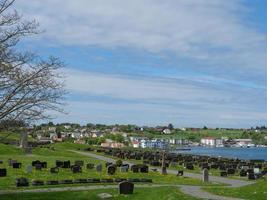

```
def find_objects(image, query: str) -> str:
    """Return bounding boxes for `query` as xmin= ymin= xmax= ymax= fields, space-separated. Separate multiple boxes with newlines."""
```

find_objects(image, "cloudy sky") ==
xmin=15 ymin=0 xmax=267 ymax=128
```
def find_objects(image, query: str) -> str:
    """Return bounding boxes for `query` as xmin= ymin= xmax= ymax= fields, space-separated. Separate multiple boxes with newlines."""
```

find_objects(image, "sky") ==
xmin=14 ymin=0 xmax=267 ymax=128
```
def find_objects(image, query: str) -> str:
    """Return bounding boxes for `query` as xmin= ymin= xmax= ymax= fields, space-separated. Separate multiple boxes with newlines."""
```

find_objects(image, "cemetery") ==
xmin=88 ymin=146 xmax=267 ymax=181
xmin=1 ymin=142 xmax=267 ymax=200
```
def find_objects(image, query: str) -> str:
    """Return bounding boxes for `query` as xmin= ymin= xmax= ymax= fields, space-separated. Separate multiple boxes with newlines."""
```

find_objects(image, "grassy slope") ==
xmin=0 ymin=143 xmax=212 ymax=191
xmin=0 ymin=187 xmax=201 ymax=200
xmin=205 ymin=179 xmax=267 ymax=200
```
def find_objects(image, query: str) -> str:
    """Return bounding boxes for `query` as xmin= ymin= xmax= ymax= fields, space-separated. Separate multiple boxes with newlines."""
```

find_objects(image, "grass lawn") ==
xmin=0 ymin=143 xmax=214 ymax=191
xmin=204 ymin=178 xmax=267 ymax=200
xmin=0 ymin=186 xmax=201 ymax=200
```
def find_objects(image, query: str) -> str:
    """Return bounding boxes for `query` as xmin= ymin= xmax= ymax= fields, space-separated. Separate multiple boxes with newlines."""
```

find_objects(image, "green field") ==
xmin=204 ymin=179 xmax=267 ymax=200
xmin=0 ymin=143 xmax=217 ymax=190
xmin=0 ymin=187 xmax=201 ymax=200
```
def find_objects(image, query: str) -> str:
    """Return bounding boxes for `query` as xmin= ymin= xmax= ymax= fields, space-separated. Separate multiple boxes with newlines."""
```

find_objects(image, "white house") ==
xmin=162 ymin=129 xmax=171 ymax=134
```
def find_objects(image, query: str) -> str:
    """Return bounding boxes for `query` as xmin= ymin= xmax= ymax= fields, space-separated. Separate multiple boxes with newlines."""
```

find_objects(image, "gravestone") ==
xmin=107 ymin=165 xmax=116 ymax=175
xmin=0 ymin=168 xmax=7 ymax=177
xmin=86 ymin=163 xmax=94 ymax=169
xmin=220 ymin=171 xmax=227 ymax=177
xmin=203 ymin=169 xmax=209 ymax=182
xmin=139 ymin=165 xmax=149 ymax=173
xmin=13 ymin=163 xmax=22 ymax=169
xmin=96 ymin=164 xmax=103 ymax=172
xmin=8 ymin=159 xmax=17 ymax=166
xmin=119 ymin=181 xmax=134 ymax=194
xmin=131 ymin=165 xmax=139 ymax=173
xmin=177 ymin=170 xmax=183 ymax=176
xmin=56 ymin=160 xmax=63 ymax=168
xmin=50 ymin=167 xmax=59 ymax=174
xmin=26 ymin=165 xmax=32 ymax=173
xmin=16 ymin=178 xmax=29 ymax=187
xmin=120 ymin=166 xmax=128 ymax=173
xmin=240 ymin=169 xmax=247 ymax=177
xmin=63 ymin=161 xmax=71 ymax=168
xmin=72 ymin=165 xmax=82 ymax=173
xmin=35 ymin=163 xmax=42 ymax=170
xmin=75 ymin=160 xmax=84 ymax=167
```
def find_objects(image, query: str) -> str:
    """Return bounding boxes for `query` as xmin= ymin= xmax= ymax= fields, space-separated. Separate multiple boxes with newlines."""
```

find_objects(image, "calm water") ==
xmin=174 ymin=147 xmax=267 ymax=161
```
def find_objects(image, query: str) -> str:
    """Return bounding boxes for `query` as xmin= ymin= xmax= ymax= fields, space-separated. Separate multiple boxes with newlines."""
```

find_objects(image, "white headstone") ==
xmin=26 ymin=165 xmax=32 ymax=173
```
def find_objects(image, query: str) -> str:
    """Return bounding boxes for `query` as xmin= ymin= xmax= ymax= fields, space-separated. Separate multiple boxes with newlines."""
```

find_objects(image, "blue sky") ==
xmin=15 ymin=0 xmax=267 ymax=128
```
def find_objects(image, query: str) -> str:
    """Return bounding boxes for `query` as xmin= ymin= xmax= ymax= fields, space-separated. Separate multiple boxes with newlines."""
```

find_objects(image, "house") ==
xmin=132 ymin=140 xmax=140 ymax=148
xmin=169 ymin=139 xmax=189 ymax=146
xmin=162 ymin=128 xmax=171 ymax=134
xmin=100 ymin=142 xmax=125 ymax=148
xmin=201 ymin=137 xmax=224 ymax=147
xmin=91 ymin=130 xmax=104 ymax=138
xmin=140 ymin=139 xmax=168 ymax=149
xmin=233 ymin=139 xmax=254 ymax=147
xmin=201 ymin=137 xmax=216 ymax=146
xmin=37 ymin=135 xmax=53 ymax=143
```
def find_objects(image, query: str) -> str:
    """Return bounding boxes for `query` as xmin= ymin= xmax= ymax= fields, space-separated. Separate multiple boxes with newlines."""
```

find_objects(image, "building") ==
xmin=201 ymin=137 xmax=224 ymax=147
xmin=162 ymin=128 xmax=171 ymax=134
xmin=132 ymin=140 xmax=140 ymax=148
xmin=100 ymin=142 xmax=125 ymax=148
xmin=169 ymin=139 xmax=189 ymax=146
xmin=233 ymin=139 xmax=254 ymax=147
xmin=140 ymin=139 xmax=168 ymax=149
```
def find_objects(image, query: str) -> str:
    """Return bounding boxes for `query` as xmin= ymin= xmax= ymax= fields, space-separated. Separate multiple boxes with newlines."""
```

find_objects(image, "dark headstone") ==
xmin=56 ymin=160 xmax=63 ymax=168
xmin=0 ymin=168 xmax=7 ymax=177
xmin=131 ymin=165 xmax=139 ymax=173
xmin=239 ymin=170 xmax=247 ymax=177
xmin=119 ymin=181 xmax=134 ymax=194
xmin=71 ymin=165 xmax=82 ymax=173
xmin=35 ymin=163 xmax=42 ymax=170
xmin=107 ymin=165 xmax=116 ymax=175
xmin=220 ymin=171 xmax=227 ymax=177
xmin=139 ymin=165 xmax=149 ymax=173
xmin=177 ymin=170 xmax=183 ymax=176
xmin=16 ymin=178 xmax=29 ymax=187
xmin=13 ymin=163 xmax=22 ymax=169
xmin=63 ymin=161 xmax=71 ymax=168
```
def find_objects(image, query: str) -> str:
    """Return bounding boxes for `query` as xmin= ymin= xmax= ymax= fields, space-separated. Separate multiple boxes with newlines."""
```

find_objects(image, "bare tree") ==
xmin=0 ymin=1 xmax=66 ymax=147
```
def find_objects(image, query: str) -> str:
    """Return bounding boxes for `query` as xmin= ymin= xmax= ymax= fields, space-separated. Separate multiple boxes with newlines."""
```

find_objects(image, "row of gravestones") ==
xmin=105 ymin=163 xmax=149 ymax=175
xmin=15 ymin=177 xmax=151 ymax=187
xmin=97 ymin=148 xmax=266 ymax=180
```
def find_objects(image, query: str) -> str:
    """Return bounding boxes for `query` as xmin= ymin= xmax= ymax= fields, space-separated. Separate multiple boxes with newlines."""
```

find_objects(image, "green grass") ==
xmin=0 ymin=187 xmax=201 ymax=200
xmin=0 ymin=143 xmax=214 ymax=191
xmin=204 ymin=178 xmax=267 ymax=200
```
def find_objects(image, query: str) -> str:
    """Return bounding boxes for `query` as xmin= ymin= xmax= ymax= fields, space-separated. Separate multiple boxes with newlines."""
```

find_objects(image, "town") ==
xmin=18 ymin=123 xmax=267 ymax=149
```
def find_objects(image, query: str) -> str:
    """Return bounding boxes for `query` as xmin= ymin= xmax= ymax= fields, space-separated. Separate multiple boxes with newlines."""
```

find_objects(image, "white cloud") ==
xmin=16 ymin=0 xmax=267 ymax=71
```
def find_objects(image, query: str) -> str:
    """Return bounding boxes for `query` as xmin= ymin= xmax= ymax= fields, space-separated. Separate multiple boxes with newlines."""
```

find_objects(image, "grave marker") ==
xmin=119 ymin=181 xmax=134 ymax=195
xmin=203 ymin=168 xmax=209 ymax=182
